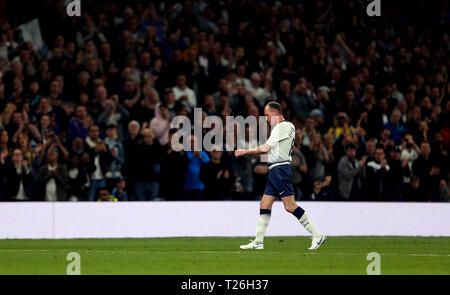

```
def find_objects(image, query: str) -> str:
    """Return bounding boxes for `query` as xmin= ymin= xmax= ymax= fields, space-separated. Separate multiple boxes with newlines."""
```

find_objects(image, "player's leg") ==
xmin=281 ymin=195 xmax=327 ymax=250
xmin=240 ymin=194 xmax=276 ymax=250
xmin=255 ymin=194 xmax=276 ymax=243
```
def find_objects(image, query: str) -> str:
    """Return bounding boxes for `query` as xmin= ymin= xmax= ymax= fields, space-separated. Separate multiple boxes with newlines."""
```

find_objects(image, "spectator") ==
xmin=123 ymin=120 xmax=141 ymax=200
xmin=68 ymin=105 xmax=90 ymax=140
xmin=85 ymin=125 xmax=113 ymax=201
xmin=0 ymin=148 xmax=33 ymax=201
xmin=412 ymin=141 xmax=440 ymax=201
xmin=98 ymin=95 xmax=130 ymax=141
xmin=291 ymin=130 xmax=308 ymax=200
xmin=200 ymin=146 xmax=235 ymax=200
xmin=289 ymin=80 xmax=316 ymax=119
xmin=365 ymin=147 xmax=391 ymax=201
xmin=104 ymin=124 xmax=125 ymax=189
xmin=150 ymin=103 xmax=171 ymax=146
xmin=97 ymin=187 xmax=118 ymax=202
xmin=383 ymin=109 xmax=407 ymax=145
xmin=304 ymin=133 xmax=329 ymax=187
xmin=252 ymin=161 xmax=269 ymax=199
xmin=134 ymin=128 xmax=162 ymax=201
xmin=403 ymin=176 xmax=423 ymax=202
xmin=440 ymin=180 xmax=449 ymax=202
xmin=112 ymin=178 xmax=128 ymax=201
xmin=160 ymin=128 xmax=189 ymax=201
xmin=337 ymin=144 xmax=367 ymax=201
xmin=35 ymin=148 xmax=69 ymax=201
xmin=67 ymin=153 xmax=89 ymax=201
xmin=173 ymin=74 xmax=196 ymax=110
xmin=184 ymin=135 xmax=210 ymax=200
xmin=386 ymin=146 xmax=410 ymax=201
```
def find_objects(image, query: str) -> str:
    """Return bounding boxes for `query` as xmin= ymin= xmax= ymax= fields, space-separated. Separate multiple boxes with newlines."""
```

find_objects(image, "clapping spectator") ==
xmin=337 ymin=144 xmax=366 ymax=201
xmin=85 ymin=124 xmax=113 ymax=201
xmin=35 ymin=148 xmax=69 ymax=201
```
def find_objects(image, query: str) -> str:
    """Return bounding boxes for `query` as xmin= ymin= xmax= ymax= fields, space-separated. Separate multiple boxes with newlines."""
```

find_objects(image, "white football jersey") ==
xmin=265 ymin=120 xmax=296 ymax=164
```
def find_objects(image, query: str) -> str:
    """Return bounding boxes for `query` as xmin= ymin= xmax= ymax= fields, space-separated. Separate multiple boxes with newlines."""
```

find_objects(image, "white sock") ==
xmin=299 ymin=213 xmax=322 ymax=238
xmin=255 ymin=213 xmax=271 ymax=244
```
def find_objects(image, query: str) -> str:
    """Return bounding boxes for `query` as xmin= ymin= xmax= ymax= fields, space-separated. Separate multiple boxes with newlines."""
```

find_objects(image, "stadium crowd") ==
xmin=0 ymin=0 xmax=449 ymax=202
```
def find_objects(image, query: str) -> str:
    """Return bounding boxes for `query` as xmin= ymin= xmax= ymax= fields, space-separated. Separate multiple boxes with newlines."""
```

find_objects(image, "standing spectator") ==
xmin=134 ymin=128 xmax=163 ymax=201
xmin=337 ymin=144 xmax=367 ymax=201
xmin=67 ymin=153 xmax=89 ymax=201
xmin=104 ymin=124 xmax=125 ymax=190
xmin=85 ymin=125 xmax=113 ymax=201
xmin=412 ymin=141 xmax=440 ymax=201
xmin=200 ymin=146 xmax=235 ymax=200
xmin=400 ymin=134 xmax=419 ymax=184
xmin=386 ymin=147 xmax=410 ymax=201
xmin=304 ymin=133 xmax=329 ymax=186
xmin=123 ymin=120 xmax=142 ymax=200
xmin=150 ymin=103 xmax=171 ymax=146
xmin=160 ymin=128 xmax=189 ymax=201
xmin=35 ymin=148 xmax=69 ymax=201
xmin=291 ymin=130 xmax=308 ymax=200
xmin=184 ymin=136 xmax=210 ymax=200
xmin=365 ymin=147 xmax=391 ymax=201
xmin=0 ymin=148 xmax=33 ymax=201
xmin=247 ymin=72 xmax=266 ymax=106
xmin=68 ymin=105 xmax=90 ymax=140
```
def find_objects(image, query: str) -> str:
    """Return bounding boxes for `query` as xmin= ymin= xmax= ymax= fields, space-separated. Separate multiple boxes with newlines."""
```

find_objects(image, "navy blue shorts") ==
xmin=264 ymin=164 xmax=295 ymax=197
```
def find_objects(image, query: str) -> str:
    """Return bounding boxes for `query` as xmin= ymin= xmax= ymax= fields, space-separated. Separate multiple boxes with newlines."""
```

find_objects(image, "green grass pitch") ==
xmin=0 ymin=237 xmax=448 ymax=275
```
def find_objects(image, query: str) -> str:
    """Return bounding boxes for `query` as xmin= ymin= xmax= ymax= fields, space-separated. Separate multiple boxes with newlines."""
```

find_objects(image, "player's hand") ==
xmin=234 ymin=149 xmax=246 ymax=157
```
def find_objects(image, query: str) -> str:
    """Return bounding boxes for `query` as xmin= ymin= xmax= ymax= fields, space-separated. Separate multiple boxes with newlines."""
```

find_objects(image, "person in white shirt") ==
xmin=235 ymin=102 xmax=326 ymax=250
xmin=247 ymin=72 xmax=267 ymax=106
xmin=172 ymin=74 xmax=197 ymax=110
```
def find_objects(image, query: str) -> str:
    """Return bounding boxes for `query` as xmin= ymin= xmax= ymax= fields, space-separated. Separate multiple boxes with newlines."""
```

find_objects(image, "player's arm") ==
xmin=234 ymin=143 xmax=271 ymax=157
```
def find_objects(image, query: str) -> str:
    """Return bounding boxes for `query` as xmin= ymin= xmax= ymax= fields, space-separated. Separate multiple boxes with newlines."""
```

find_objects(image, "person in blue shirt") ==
xmin=383 ymin=109 xmax=406 ymax=145
xmin=184 ymin=136 xmax=210 ymax=200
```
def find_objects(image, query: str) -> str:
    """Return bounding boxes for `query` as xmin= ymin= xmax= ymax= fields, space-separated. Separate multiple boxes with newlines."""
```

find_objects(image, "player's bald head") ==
xmin=264 ymin=101 xmax=284 ymax=126
xmin=265 ymin=101 xmax=283 ymax=115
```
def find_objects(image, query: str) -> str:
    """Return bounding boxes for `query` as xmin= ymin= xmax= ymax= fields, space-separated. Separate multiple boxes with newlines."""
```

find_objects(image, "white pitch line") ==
xmin=0 ymin=249 xmax=448 ymax=257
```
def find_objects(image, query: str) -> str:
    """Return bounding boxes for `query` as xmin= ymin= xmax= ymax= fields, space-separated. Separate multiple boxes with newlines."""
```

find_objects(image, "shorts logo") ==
xmin=279 ymin=191 xmax=285 ymax=195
